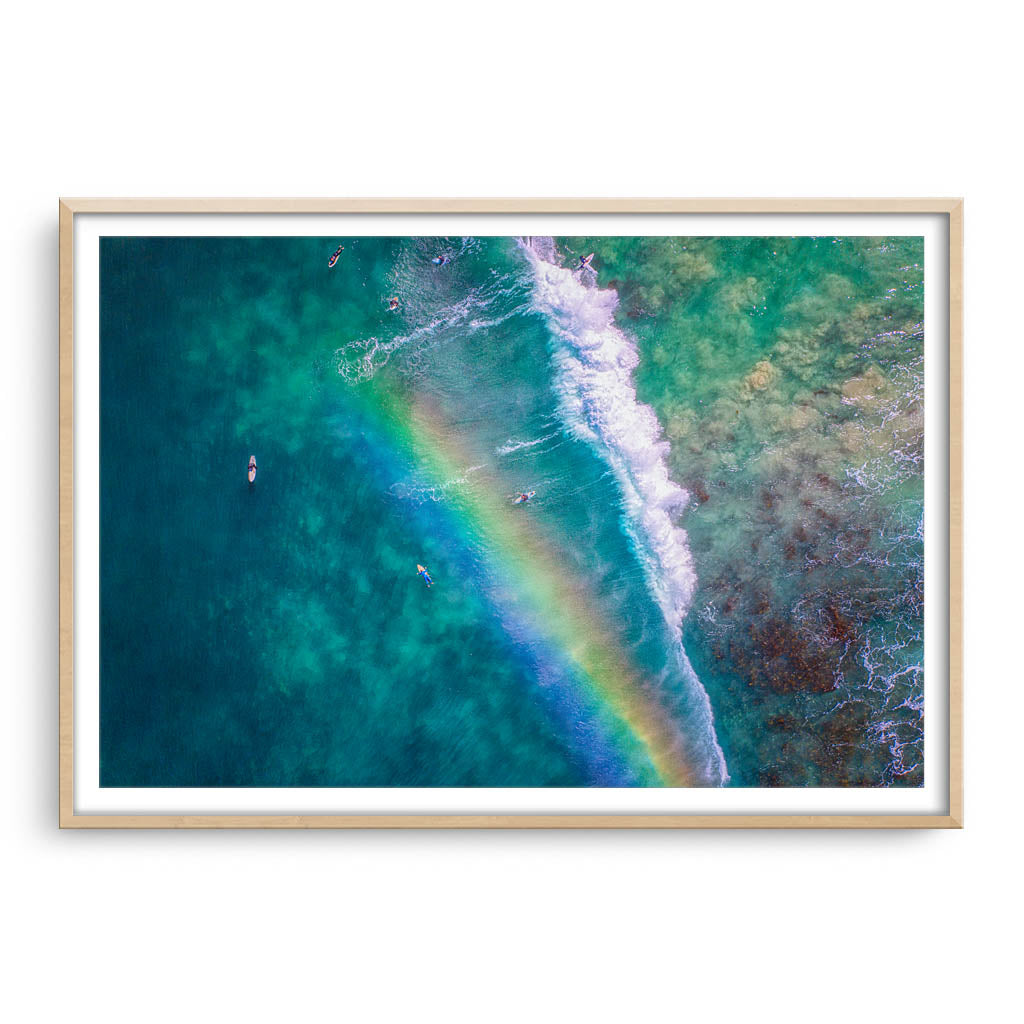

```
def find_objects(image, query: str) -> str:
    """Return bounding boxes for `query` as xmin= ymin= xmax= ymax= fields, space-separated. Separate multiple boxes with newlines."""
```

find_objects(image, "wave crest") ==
xmin=519 ymin=237 xmax=729 ymax=785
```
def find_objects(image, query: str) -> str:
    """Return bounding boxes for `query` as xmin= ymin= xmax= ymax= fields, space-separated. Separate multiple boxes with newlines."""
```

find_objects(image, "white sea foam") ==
xmin=337 ymin=293 xmax=484 ymax=382
xmin=337 ymin=242 xmax=531 ymax=383
xmin=391 ymin=464 xmax=486 ymax=505
xmin=495 ymin=432 xmax=559 ymax=456
xmin=519 ymin=237 xmax=729 ymax=785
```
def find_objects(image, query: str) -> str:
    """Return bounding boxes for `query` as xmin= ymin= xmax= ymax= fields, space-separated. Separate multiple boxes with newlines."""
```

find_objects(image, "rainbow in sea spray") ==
xmin=349 ymin=382 xmax=700 ymax=786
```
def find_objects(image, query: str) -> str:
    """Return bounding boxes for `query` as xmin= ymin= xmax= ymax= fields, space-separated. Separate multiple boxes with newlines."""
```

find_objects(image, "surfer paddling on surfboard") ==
xmin=513 ymin=491 xmax=536 ymax=505
xmin=416 ymin=564 xmax=434 ymax=588
xmin=248 ymin=456 xmax=257 ymax=484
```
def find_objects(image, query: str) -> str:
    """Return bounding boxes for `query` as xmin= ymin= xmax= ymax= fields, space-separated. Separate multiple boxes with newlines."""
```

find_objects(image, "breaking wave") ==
xmin=519 ymin=237 xmax=729 ymax=785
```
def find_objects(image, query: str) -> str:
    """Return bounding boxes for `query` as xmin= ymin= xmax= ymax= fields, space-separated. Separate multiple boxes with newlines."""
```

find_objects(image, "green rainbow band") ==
xmin=359 ymin=384 xmax=696 ymax=787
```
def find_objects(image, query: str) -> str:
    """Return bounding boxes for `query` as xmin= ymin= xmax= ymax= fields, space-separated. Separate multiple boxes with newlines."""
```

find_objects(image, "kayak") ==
xmin=328 ymin=245 xmax=344 ymax=268
xmin=248 ymin=456 xmax=257 ymax=484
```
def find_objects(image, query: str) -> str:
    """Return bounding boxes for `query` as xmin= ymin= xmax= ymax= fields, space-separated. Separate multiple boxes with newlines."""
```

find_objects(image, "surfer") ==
xmin=513 ymin=491 xmax=536 ymax=505
xmin=416 ymin=564 xmax=434 ymax=588
xmin=328 ymin=244 xmax=344 ymax=268
xmin=248 ymin=456 xmax=257 ymax=484
xmin=431 ymin=254 xmax=450 ymax=266
xmin=387 ymin=296 xmax=400 ymax=311
xmin=576 ymin=252 xmax=595 ymax=273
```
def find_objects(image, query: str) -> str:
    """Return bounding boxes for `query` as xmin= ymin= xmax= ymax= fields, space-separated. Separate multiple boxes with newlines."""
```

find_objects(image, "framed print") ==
xmin=59 ymin=198 xmax=962 ymax=828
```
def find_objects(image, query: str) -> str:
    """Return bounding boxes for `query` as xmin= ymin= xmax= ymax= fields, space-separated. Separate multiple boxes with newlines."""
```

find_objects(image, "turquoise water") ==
xmin=100 ymin=234 xmax=923 ymax=787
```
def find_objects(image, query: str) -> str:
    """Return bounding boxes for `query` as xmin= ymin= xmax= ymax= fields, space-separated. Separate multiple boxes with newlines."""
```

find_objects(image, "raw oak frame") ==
xmin=59 ymin=198 xmax=964 ymax=829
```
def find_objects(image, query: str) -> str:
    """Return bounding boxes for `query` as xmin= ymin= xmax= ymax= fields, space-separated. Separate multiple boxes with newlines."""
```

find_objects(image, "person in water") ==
xmin=417 ymin=564 xmax=434 ymax=587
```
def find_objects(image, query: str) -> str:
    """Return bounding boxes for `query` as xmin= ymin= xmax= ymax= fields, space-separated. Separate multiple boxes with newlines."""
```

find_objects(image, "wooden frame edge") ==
xmin=948 ymin=200 xmax=964 ymax=828
xmin=59 ymin=200 xmax=75 ymax=828
xmin=58 ymin=198 xmax=964 ymax=830
xmin=58 ymin=197 xmax=964 ymax=215
xmin=59 ymin=813 xmax=962 ymax=829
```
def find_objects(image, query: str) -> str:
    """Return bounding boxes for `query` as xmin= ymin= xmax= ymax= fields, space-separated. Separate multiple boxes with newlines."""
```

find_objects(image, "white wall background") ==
xmin=2 ymin=2 xmax=1017 ymax=1021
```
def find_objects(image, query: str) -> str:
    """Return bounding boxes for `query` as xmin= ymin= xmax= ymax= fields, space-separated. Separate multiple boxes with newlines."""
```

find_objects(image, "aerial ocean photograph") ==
xmin=99 ymin=233 xmax=924 ymax=788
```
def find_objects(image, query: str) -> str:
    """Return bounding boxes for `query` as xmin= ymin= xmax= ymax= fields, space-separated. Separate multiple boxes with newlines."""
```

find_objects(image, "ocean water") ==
xmin=100 ymin=234 xmax=923 ymax=787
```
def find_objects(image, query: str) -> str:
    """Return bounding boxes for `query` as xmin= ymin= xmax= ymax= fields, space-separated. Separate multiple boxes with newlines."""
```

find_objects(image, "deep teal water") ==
xmin=100 ymin=234 xmax=924 ymax=787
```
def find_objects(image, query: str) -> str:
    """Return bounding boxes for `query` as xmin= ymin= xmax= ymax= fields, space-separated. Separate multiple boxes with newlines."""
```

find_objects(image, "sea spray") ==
xmin=520 ymin=238 xmax=730 ymax=785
